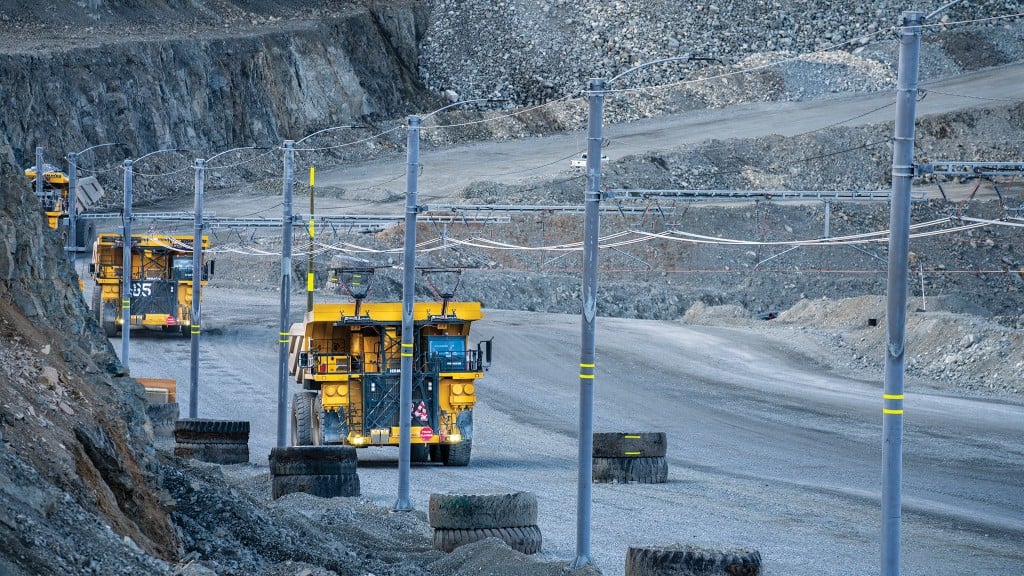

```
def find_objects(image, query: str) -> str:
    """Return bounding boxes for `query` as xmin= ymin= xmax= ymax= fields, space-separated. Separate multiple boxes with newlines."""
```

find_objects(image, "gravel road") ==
xmin=119 ymin=284 xmax=1024 ymax=576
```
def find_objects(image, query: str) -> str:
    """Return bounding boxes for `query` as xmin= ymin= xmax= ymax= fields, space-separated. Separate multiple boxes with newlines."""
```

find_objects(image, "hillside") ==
xmin=0 ymin=1 xmax=1022 ymax=575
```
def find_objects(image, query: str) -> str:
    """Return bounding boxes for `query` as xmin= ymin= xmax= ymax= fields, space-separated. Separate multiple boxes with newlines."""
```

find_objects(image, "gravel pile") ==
xmin=419 ymin=0 xmax=1024 ymax=112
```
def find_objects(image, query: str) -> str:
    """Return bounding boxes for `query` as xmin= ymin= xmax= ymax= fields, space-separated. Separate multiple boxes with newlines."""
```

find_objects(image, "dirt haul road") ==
xmin=175 ymin=61 xmax=1024 ymax=219
xmin=121 ymin=285 xmax=1024 ymax=576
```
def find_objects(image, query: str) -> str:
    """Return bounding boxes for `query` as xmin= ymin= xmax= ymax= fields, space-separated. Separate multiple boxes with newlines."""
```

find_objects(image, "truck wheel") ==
xmin=272 ymin=473 xmax=360 ymax=499
xmin=625 ymin=545 xmax=761 ymax=576
xmin=174 ymin=441 xmax=249 ymax=465
xmin=291 ymin=391 xmax=315 ymax=446
xmin=310 ymin=393 xmax=324 ymax=446
xmin=593 ymin=456 xmax=668 ymax=484
xmin=93 ymin=291 xmax=118 ymax=337
xmin=432 ymin=525 xmax=542 ymax=555
xmin=429 ymin=444 xmax=443 ymax=462
xmin=428 ymin=491 xmax=537 ymax=530
xmin=269 ymin=446 xmax=358 ymax=476
xmin=593 ymin=432 xmax=667 ymax=458
xmin=410 ymin=444 xmax=430 ymax=463
xmin=441 ymin=440 xmax=472 ymax=467
xmin=75 ymin=220 xmax=96 ymax=250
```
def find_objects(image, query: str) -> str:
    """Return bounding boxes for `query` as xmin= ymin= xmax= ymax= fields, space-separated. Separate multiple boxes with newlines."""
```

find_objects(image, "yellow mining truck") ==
xmin=90 ymin=233 xmax=212 ymax=337
xmin=25 ymin=163 xmax=104 ymax=249
xmin=288 ymin=268 xmax=491 ymax=466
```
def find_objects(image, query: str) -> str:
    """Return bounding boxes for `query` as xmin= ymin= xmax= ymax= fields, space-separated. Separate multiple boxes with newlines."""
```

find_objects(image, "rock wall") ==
xmin=0 ymin=2 xmax=430 ymax=184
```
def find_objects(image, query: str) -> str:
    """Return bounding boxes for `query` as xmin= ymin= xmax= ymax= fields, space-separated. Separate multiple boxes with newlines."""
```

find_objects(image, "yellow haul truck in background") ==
xmin=90 ymin=233 xmax=212 ymax=337
xmin=25 ymin=163 xmax=105 ymax=249
xmin=288 ymin=268 xmax=491 ymax=466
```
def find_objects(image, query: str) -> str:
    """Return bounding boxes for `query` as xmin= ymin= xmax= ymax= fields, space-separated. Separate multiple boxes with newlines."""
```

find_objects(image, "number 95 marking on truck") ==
xmin=130 ymin=282 xmax=153 ymax=298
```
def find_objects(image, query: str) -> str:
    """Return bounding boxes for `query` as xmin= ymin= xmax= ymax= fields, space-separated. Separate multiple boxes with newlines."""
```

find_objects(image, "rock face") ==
xmin=0 ymin=170 xmax=179 ymax=574
xmin=0 ymin=1 xmax=431 ymax=197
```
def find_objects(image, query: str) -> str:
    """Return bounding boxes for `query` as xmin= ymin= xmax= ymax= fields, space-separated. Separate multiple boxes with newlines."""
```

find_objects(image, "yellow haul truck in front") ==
xmin=90 ymin=233 xmax=212 ymax=337
xmin=289 ymin=268 xmax=491 ymax=466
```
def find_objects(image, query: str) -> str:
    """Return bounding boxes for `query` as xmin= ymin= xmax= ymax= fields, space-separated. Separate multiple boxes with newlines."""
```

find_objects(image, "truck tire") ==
xmin=410 ymin=444 xmax=430 ymax=463
xmin=269 ymin=446 xmax=358 ymax=476
xmin=432 ymin=525 xmax=542 ymax=555
xmin=272 ymin=473 xmax=360 ymax=499
xmin=441 ymin=440 xmax=472 ymax=467
xmin=291 ymin=391 xmax=315 ymax=446
xmin=147 ymin=402 xmax=179 ymax=437
xmin=625 ymin=545 xmax=761 ymax=576
xmin=593 ymin=456 xmax=668 ymax=484
xmin=428 ymin=491 xmax=537 ymax=530
xmin=593 ymin=432 xmax=667 ymax=458
xmin=429 ymin=444 xmax=443 ymax=462
xmin=174 ymin=441 xmax=249 ymax=465
xmin=174 ymin=419 xmax=250 ymax=443
xmin=75 ymin=219 xmax=96 ymax=250
xmin=93 ymin=291 xmax=118 ymax=337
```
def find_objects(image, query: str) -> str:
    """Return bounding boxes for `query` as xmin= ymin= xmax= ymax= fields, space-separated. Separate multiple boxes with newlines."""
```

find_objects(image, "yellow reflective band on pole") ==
xmin=122 ymin=299 xmax=130 ymax=310
xmin=883 ymin=408 xmax=904 ymax=415
xmin=401 ymin=342 xmax=413 ymax=357
xmin=883 ymin=394 xmax=904 ymax=400
xmin=191 ymin=325 xmax=200 ymax=335
xmin=580 ymin=374 xmax=595 ymax=379
xmin=580 ymin=363 xmax=595 ymax=368
xmin=309 ymin=218 xmax=314 ymax=237
xmin=624 ymin=451 xmax=642 ymax=456
xmin=307 ymin=272 xmax=314 ymax=292
xmin=279 ymin=331 xmax=289 ymax=343
xmin=309 ymin=166 xmax=315 ymax=187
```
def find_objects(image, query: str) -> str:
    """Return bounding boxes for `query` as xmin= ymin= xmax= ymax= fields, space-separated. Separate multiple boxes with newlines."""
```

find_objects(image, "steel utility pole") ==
xmin=882 ymin=10 xmax=922 ymax=576
xmin=395 ymin=115 xmax=421 ymax=512
xmin=34 ymin=146 xmax=44 ymax=204
xmin=573 ymin=78 xmax=606 ymax=569
xmin=121 ymin=159 xmax=134 ymax=370
xmin=67 ymin=152 xmax=78 ymax=257
xmin=307 ymin=166 xmax=315 ymax=313
xmin=278 ymin=141 xmax=295 ymax=447
xmin=189 ymin=159 xmax=205 ymax=418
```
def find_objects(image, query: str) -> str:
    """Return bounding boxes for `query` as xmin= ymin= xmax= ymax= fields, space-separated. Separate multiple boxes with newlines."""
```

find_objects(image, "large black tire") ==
xmin=75 ymin=219 xmax=96 ymax=250
xmin=625 ymin=545 xmax=762 ymax=576
xmin=174 ymin=419 xmax=250 ymax=443
xmin=441 ymin=440 xmax=472 ymax=467
xmin=428 ymin=491 xmax=537 ymax=530
xmin=174 ymin=441 xmax=250 ymax=465
xmin=432 ymin=525 xmax=542 ymax=555
xmin=593 ymin=432 xmax=667 ymax=458
xmin=269 ymin=446 xmax=358 ymax=476
xmin=272 ymin=473 xmax=360 ymax=499
xmin=291 ymin=391 xmax=315 ymax=446
xmin=93 ymin=290 xmax=118 ymax=337
xmin=410 ymin=444 xmax=430 ymax=463
xmin=593 ymin=456 xmax=668 ymax=484
xmin=429 ymin=444 xmax=443 ymax=463
xmin=146 ymin=402 xmax=179 ymax=437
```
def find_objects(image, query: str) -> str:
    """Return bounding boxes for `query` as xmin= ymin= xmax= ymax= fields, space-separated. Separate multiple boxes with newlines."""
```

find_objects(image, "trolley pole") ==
xmin=882 ymin=11 xmax=922 ymax=576
xmin=35 ymin=146 xmax=44 ymax=206
xmin=189 ymin=159 xmax=205 ymax=418
xmin=307 ymin=166 xmax=315 ymax=313
xmin=278 ymin=141 xmax=295 ymax=447
xmin=395 ymin=115 xmax=421 ymax=512
xmin=573 ymin=78 xmax=606 ymax=569
xmin=121 ymin=159 xmax=134 ymax=370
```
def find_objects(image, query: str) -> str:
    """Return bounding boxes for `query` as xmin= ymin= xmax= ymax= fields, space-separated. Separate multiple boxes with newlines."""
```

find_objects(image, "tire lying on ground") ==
xmin=592 ymin=432 xmax=668 ymax=483
xmin=593 ymin=432 xmax=667 ymax=458
xmin=593 ymin=456 xmax=668 ymax=484
xmin=269 ymin=446 xmax=360 ymax=499
xmin=146 ymin=402 xmax=179 ymax=437
xmin=625 ymin=545 xmax=762 ymax=576
xmin=429 ymin=491 xmax=541 ymax=554
xmin=173 ymin=419 xmax=250 ymax=464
